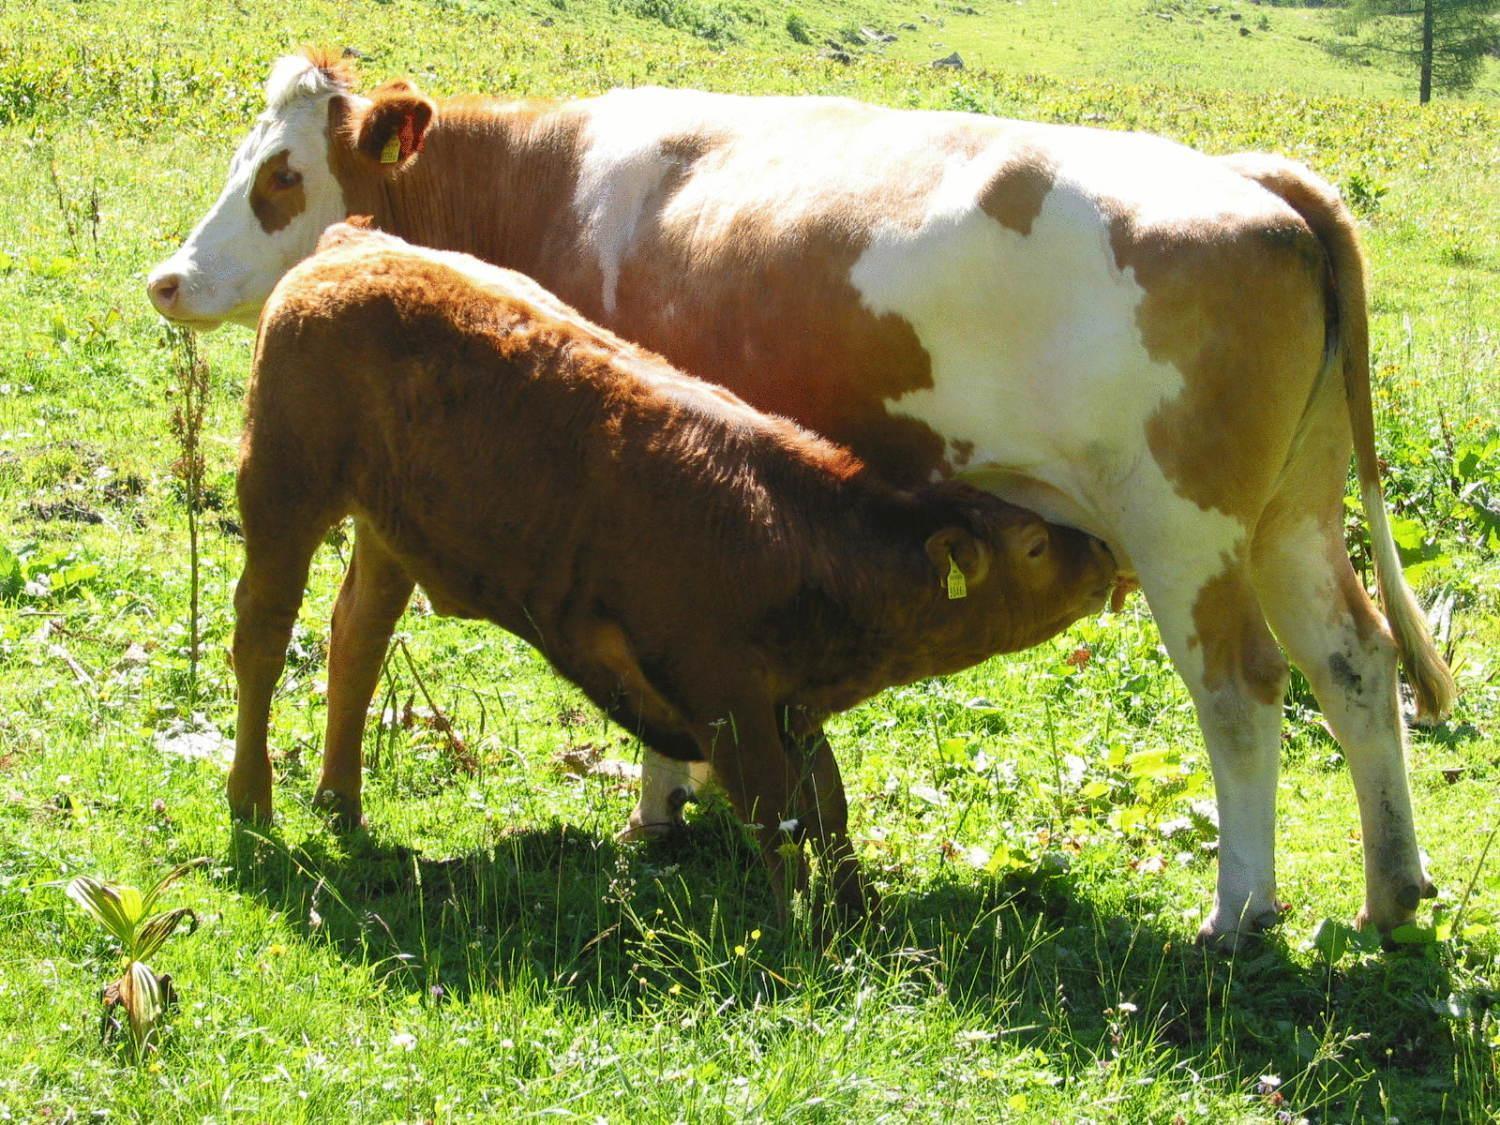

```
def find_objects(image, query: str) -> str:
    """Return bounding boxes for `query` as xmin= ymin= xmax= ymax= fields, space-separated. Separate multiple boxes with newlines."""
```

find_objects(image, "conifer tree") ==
xmin=1333 ymin=0 xmax=1498 ymax=102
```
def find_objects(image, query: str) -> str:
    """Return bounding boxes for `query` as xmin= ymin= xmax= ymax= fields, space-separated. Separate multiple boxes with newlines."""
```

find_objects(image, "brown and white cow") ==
xmin=234 ymin=221 xmax=1116 ymax=913
xmin=149 ymin=52 xmax=1453 ymax=946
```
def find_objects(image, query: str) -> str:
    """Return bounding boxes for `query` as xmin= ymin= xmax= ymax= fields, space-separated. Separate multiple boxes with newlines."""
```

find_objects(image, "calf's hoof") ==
xmin=313 ymin=788 xmax=367 ymax=832
xmin=226 ymin=776 xmax=273 ymax=826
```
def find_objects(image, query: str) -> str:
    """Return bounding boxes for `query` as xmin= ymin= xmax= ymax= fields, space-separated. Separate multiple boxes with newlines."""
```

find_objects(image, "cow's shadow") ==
xmin=225 ymin=810 xmax=1478 ymax=1117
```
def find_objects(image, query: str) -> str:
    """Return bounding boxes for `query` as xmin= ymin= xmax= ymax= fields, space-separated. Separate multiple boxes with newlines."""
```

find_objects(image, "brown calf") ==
xmin=229 ymin=224 xmax=1115 ymax=910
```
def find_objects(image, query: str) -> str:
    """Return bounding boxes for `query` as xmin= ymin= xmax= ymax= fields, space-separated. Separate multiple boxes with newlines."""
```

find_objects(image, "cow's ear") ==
xmin=924 ymin=527 xmax=991 ymax=591
xmin=353 ymin=83 xmax=435 ymax=170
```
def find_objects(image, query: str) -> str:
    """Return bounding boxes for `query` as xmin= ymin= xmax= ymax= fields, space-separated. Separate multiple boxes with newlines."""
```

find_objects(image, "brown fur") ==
xmin=249 ymin=150 xmax=306 ymax=235
xmin=979 ymin=150 xmax=1057 ymax=237
xmin=228 ymin=226 xmax=1115 ymax=914
xmin=1108 ymin=209 xmax=1328 ymax=524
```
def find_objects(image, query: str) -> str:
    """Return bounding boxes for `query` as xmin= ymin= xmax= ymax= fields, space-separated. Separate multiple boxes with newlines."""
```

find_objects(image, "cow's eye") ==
xmin=271 ymin=167 xmax=302 ymax=190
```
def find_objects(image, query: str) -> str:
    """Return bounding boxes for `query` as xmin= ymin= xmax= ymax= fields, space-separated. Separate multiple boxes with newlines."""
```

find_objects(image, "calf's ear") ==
xmin=924 ymin=527 xmax=991 ymax=589
xmin=351 ymin=82 xmax=435 ymax=170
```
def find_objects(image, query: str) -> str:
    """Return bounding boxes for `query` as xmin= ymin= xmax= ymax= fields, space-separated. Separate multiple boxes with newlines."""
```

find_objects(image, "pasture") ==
xmin=2 ymin=0 xmax=1498 ymax=1119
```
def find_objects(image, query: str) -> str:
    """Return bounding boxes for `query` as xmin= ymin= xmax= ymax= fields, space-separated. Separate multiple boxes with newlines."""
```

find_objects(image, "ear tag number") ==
xmin=379 ymin=135 xmax=402 ymax=165
xmin=946 ymin=554 xmax=967 ymax=601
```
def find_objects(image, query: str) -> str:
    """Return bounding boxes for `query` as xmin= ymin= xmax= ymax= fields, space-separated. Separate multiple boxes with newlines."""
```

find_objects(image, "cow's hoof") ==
xmin=227 ymin=801 xmax=273 ymax=827
xmin=1356 ymin=874 xmax=1438 ymax=934
xmin=614 ymin=818 xmax=688 ymax=844
xmin=313 ymin=788 xmax=366 ymax=832
xmin=615 ymin=786 xmax=693 ymax=842
xmin=1196 ymin=906 xmax=1283 ymax=953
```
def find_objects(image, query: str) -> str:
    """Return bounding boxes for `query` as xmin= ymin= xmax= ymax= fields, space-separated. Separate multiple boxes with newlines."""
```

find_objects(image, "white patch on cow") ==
xmin=573 ymin=112 xmax=678 ymax=316
xmin=147 ymin=57 xmax=360 ymax=327
xmin=847 ymin=139 xmax=1253 ymax=658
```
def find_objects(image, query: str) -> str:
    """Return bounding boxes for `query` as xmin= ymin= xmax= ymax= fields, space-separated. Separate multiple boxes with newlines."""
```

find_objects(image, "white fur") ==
xmin=264 ymin=54 xmax=347 ymax=111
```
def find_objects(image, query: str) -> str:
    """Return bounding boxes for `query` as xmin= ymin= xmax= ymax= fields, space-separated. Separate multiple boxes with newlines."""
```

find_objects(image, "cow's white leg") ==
xmin=1126 ymin=520 xmax=1289 ymax=948
xmin=1253 ymin=515 xmax=1434 ymax=933
xmin=618 ymin=749 xmax=714 ymax=841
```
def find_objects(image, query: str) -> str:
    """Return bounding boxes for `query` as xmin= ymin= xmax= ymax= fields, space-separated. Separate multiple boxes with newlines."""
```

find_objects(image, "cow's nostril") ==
xmin=148 ymin=273 xmax=183 ymax=313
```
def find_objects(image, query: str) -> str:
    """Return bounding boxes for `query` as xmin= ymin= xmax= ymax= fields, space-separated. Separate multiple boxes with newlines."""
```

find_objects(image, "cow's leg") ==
xmin=1126 ymin=518 xmax=1289 ymax=947
xmin=314 ymin=524 xmax=414 ymax=829
xmin=1253 ymin=524 xmax=1432 ymax=932
xmin=1248 ymin=386 xmax=1434 ymax=933
xmin=786 ymin=725 xmax=868 ymax=917
xmin=619 ymin=748 xmax=714 ymax=841
xmin=228 ymin=520 xmax=327 ymax=825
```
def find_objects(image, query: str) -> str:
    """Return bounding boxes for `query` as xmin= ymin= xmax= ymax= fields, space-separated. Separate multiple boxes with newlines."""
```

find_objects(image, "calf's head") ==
xmin=912 ymin=488 xmax=1117 ymax=663
xmin=146 ymin=51 xmax=435 ymax=328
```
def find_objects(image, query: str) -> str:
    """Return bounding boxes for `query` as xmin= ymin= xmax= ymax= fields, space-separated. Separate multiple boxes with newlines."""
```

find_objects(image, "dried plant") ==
xmin=165 ymin=325 xmax=211 ymax=700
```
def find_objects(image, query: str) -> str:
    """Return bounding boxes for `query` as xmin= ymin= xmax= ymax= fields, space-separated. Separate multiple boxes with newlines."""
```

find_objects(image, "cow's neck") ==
xmin=348 ymin=99 xmax=587 ymax=280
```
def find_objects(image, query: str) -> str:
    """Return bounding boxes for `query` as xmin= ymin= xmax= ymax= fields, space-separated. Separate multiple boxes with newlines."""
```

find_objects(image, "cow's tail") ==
xmin=1222 ymin=152 xmax=1455 ymax=724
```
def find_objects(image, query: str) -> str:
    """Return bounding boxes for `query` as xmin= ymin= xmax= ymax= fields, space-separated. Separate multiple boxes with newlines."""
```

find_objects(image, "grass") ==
xmin=1 ymin=0 xmax=1498 ymax=1119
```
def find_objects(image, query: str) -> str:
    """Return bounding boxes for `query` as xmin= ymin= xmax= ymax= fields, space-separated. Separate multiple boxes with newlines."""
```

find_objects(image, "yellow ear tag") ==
xmin=379 ymin=134 xmax=402 ymax=165
xmin=946 ymin=554 xmax=967 ymax=601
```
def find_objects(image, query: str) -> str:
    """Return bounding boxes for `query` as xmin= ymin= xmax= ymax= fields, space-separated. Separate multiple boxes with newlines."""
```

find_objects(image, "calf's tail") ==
xmin=1222 ymin=152 xmax=1455 ymax=724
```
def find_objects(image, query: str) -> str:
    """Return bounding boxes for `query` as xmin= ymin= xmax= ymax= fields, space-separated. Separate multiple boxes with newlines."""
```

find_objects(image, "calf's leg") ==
xmin=786 ymin=725 xmax=868 ymax=917
xmin=697 ymin=704 xmax=806 ymax=912
xmin=229 ymin=519 xmax=328 ymax=824
xmin=314 ymin=524 xmax=414 ymax=829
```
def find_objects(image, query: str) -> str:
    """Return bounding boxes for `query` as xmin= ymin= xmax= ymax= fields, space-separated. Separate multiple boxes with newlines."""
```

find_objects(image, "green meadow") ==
xmin=1 ymin=0 xmax=1497 ymax=1119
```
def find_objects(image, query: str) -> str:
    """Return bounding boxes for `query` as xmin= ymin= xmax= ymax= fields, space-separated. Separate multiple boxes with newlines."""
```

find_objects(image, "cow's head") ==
xmin=147 ymin=51 xmax=434 ymax=328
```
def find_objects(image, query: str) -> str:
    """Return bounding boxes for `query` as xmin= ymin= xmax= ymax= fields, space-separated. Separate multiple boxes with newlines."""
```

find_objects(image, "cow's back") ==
xmin=546 ymin=88 xmax=1323 ymax=534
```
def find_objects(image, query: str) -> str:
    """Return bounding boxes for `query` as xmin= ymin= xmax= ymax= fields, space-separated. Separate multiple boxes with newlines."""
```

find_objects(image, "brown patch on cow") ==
xmin=603 ymin=176 xmax=945 ymax=486
xmin=328 ymin=92 xmax=592 ymax=276
xmin=979 ymin=150 xmax=1056 ymax=236
xmin=1190 ymin=563 xmax=1287 ymax=706
xmin=325 ymin=89 xmax=952 ymax=486
xmin=249 ymin=150 xmax=307 ymax=234
xmin=1333 ymin=557 xmax=1387 ymax=646
xmin=1110 ymin=207 xmax=1329 ymax=522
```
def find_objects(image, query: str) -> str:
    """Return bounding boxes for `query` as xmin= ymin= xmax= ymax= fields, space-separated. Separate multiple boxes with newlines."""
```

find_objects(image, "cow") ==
xmin=232 ymin=221 xmax=1117 ymax=914
xmin=148 ymin=51 xmax=1454 ymax=946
